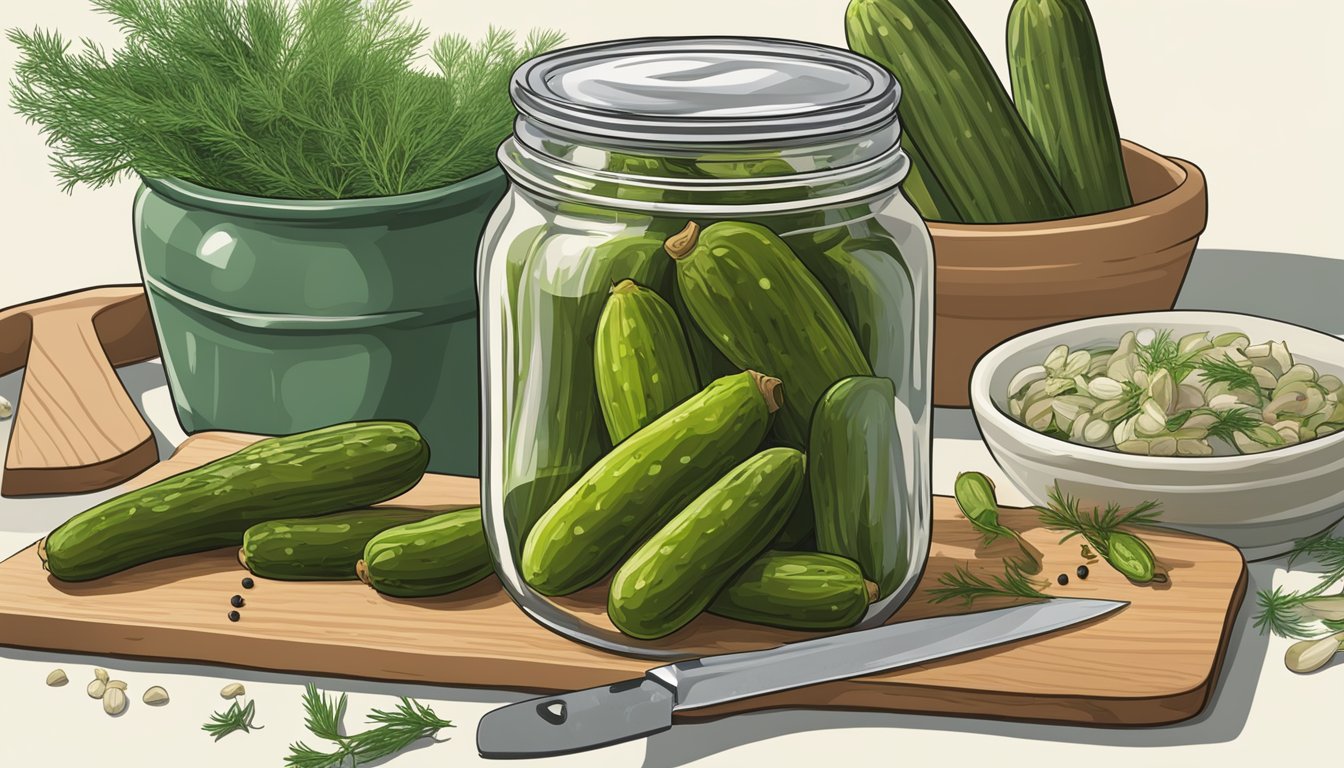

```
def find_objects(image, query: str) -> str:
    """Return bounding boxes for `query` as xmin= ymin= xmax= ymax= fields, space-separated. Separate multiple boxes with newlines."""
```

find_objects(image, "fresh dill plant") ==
xmin=1035 ymin=484 xmax=1162 ymax=557
xmin=285 ymin=683 xmax=454 ymax=768
xmin=928 ymin=558 xmax=1052 ymax=606
xmin=1254 ymin=531 xmax=1344 ymax=639
xmin=8 ymin=0 xmax=563 ymax=199
xmin=202 ymin=698 xmax=262 ymax=741
xmin=1198 ymin=357 xmax=1263 ymax=399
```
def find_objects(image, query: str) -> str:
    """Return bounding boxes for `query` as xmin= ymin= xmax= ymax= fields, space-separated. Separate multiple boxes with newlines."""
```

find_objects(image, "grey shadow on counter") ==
xmin=637 ymin=562 xmax=1271 ymax=767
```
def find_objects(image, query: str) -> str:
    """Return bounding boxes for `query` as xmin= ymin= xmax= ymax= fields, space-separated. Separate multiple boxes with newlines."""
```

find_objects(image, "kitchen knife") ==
xmin=477 ymin=598 xmax=1126 ymax=758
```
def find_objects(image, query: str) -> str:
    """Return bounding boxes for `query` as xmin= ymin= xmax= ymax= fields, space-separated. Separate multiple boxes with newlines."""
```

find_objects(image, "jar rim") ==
xmin=511 ymin=36 xmax=900 ymax=146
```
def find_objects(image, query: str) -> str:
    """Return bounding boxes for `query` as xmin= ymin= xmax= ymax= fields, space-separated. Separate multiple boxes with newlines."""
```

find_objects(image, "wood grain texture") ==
xmin=0 ymin=432 xmax=1246 ymax=726
xmin=1 ymin=286 xmax=160 ymax=496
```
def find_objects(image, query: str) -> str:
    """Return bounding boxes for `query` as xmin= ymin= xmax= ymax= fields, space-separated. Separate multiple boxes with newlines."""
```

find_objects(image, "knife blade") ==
xmin=476 ymin=598 xmax=1126 ymax=758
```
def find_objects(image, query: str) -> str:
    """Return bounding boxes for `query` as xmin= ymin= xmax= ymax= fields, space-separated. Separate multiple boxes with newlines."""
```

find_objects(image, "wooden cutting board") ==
xmin=0 ymin=286 xmax=159 ymax=496
xmin=0 ymin=432 xmax=1246 ymax=727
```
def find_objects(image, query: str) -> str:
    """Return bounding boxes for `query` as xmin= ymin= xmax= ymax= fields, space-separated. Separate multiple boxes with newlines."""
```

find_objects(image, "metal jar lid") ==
xmin=510 ymin=37 xmax=899 ymax=145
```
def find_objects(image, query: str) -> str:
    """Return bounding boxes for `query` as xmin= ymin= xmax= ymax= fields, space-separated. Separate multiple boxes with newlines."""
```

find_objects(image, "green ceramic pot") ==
xmin=133 ymin=169 xmax=506 ymax=476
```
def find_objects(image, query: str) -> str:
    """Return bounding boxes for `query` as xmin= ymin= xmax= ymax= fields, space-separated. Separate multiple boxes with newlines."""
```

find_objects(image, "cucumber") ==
xmin=504 ymin=227 xmax=673 ymax=552
xmin=773 ymin=483 xmax=816 ymax=550
xmin=899 ymin=134 xmax=961 ymax=223
xmin=239 ymin=508 xmax=441 ymax=581
xmin=784 ymin=231 xmax=915 ymax=396
xmin=709 ymin=551 xmax=877 ymax=631
xmin=1008 ymin=0 xmax=1133 ymax=215
xmin=810 ymin=376 xmax=912 ymax=597
xmin=522 ymin=370 xmax=781 ymax=596
xmin=670 ymin=276 xmax=738 ymax=388
xmin=357 ymin=508 xmax=493 ymax=598
xmin=669 ymin=220 xmax=872 ymax=447
xmin=594 ymin=279 xmax=700 ymax=444
xmin=846 ymin=0 xmax=1073 ymax=223
xmin=39 ymin=422 xmax=429 ymax=581
xmin=608 ymin=447 xmax=805 ymax=639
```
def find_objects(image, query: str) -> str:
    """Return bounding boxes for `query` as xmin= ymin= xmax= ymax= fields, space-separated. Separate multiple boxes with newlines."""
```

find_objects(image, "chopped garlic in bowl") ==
xmin=1004 ymin=328 xmax=1344 ymax=457
xmin=970 ymin=311 xmax=1344 ymax=560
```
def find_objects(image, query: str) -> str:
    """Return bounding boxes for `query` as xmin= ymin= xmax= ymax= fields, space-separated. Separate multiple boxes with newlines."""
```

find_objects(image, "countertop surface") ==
xmin=2 ymin=248 xmax=1342 ymax=767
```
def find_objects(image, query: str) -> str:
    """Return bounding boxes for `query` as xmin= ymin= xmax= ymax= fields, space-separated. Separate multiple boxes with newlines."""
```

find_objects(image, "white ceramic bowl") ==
xmin=970 ymin=311 xmax=1344 ymax=561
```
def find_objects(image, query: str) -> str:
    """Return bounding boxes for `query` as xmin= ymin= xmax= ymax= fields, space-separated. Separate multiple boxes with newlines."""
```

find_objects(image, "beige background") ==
xmin=2 ymin=0 xmax=1343 ymax=308
xmin=0 ymin=2 xmax=1341 ymax=766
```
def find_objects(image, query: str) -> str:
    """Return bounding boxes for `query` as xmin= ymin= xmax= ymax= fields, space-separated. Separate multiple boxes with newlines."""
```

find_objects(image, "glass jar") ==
xmin=478 ymin=38 xmax=933 ymax=657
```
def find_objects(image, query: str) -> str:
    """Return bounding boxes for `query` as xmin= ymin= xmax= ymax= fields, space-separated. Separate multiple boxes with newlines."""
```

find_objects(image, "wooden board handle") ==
xmin=2 ymin=286 xmax=161 ymax=497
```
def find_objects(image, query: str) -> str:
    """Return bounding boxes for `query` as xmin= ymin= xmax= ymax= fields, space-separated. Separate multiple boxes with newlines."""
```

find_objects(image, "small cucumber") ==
xmin=357 ymin=508 xmax=492 ymax=598
xmin=39 ymin=422 xmax=429 ymax=581
xmin=239 ymin=508 xmax=441 ymax=581
xmin=608 ymin=448 xmax=805 ymax=639
xmin=594 ymin=279 xmax=700 ymax=444
xmin=503 ymin=228 xmax=673 ymax=549
xmin=811 ymin=376 xmax=912 ymax=597
xmin=522 ymin=370 xmax=782 ymax=596
xmin=669 ymin=220 xmax=872 ymax=447
xmin=709 ymin=551 xmax=877 ymax=631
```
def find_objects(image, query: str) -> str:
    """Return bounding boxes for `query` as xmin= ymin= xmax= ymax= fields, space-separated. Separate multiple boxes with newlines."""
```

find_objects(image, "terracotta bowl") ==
xmin=930 ymin=140 xmax=1207 ymax=407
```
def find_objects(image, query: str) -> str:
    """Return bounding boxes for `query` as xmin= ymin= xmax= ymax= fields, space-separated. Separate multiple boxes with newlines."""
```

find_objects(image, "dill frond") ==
xmin=9 ymin=0 xmax=563 ymax=199
xmin=928 ymin=559 xmax=1052 ymax=606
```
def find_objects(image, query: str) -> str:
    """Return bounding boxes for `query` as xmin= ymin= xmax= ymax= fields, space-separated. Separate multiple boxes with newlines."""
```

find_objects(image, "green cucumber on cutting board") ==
xmin=0 ymin=430 xmax=1247 ymax=727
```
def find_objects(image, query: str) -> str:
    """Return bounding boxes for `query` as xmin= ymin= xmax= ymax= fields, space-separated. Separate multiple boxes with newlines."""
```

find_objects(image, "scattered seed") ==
xmin=87 ymin=679 xmax=107 ymax=699
xmin=106 ymin=680 xmax=127 ymax=691
xmin=220 ymin=683 xmax=246 ymax=699
xmin=230 ymin=595 xmax=245 ymax=608
xmin=93 ymin=667 xmax=109 ymax=683
xmin=1076 ymin=565 xmax=1090 ymax=580
xmin=228 ymin=610 xmax=241 ymax=622
xmin=102 ymin=687 xmax=128 ymax=716
xmin=241 ymin=578 xmax=255 ymax=589
xmin=142 ymin=686 xmax=170 ymax=706
xmin=1056 ymin=573 xmax=1069 ymax=586
xmin=46 ymin=669 xmax=68 ymax=686
xmin=0 ymin=395 xmax=12 ymax=419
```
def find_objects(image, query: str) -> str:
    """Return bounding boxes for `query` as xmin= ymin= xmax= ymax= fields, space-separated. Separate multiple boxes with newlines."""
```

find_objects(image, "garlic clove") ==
xmin=1107 ymin=354 xmax=1137 ymax=382
xmin=1298 ymin=596 xmax=1344 ymax=621
xmin=1175 ymin=384 xmax=1206 ymax=412
xmin=1008 ymin=365 xmax=1047 ymax=398
xmin=1024 ymin=399 xmax=1054 ymax=431
xmin=1250 ymin=366 xmax=1279 ymax=390
xmin=1148 ymin=436 xmax=1177 ymax=456
xmin=1182 ymin=413 xmax=1219 ymax=431
xmin=1270 ymin=341 xmax=1294 ymax=377
xmin=1061 ymin=350 xmax=1091 ymax=379
xmin=1083 ymin=418 xmax=1113 ymax=445
xmin=1213 ymin=331 xmax=1250 ymax=349
xmin=220 ymin=683 xmax=246 ymax=699
xmin=46 ymin=669 xmax=68 ymax=686
xmin=1318 ymin=374 xmax=1342 ymax=394
xmin=1277 ymin=363 xmax=1318 ymax=387
xmin=143 ymin=686 xmax=170 ymax=705
xmin=1284 ymin=633 xmax=1344 ymax=674
xmin=1043 ymin=345 xmax=1069 ymax=376
xmin=1087 ymin=376 xmax=1126 ymax=401
xmin=102 ymin=687 xmax=128 ymax=716
xmin=1116 ymin=439 xmax=1150 ymax=455
xmin=1177 ymin=438 xmax=1213 ymax=456
xmin=1178 ymin=331 xmax=1213 ymax=356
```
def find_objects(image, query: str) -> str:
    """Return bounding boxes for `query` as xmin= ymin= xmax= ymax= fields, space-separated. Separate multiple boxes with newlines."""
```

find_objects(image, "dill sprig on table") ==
xmin=202 ymin=698 xmax=261 ymax=741
xmin=928 ymin=559 xmax=1052 ymax=606
xmin=1254 ymin=531 xmax=1344 ymax=639
xmin=1035 ymin=484 xmax=1162 ymax=557
xmin=285 ymin=683 xmax=454 ymax=768
xmin=8 ymin=0 xmax=563 ymax=199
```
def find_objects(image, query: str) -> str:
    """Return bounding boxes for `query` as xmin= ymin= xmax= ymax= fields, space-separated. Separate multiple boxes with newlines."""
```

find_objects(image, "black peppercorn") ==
xmin=230 ymin=595 xmax=245 ymax=608
xmin=227 ymin=610 xmax=241 ymax=622
xmin=241 ymin=577 xmax=255 ymax=589
xmin=1076 ymin=564 xmax=1090 ymax=580
xmin=1056 ymin=573 xmax=1069 ymax=586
